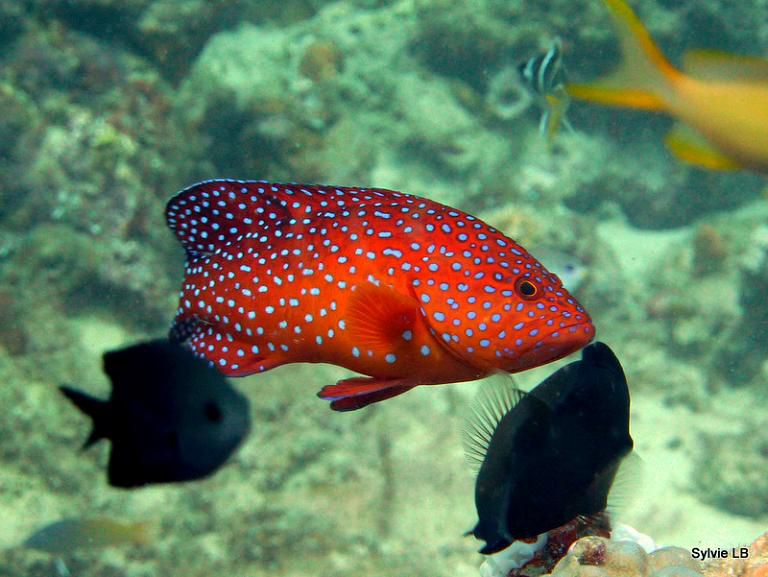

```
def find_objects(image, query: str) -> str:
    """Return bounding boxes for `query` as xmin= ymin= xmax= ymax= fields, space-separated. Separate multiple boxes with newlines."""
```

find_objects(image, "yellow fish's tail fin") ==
xmin=567 ymin=0 xmax=681 ymax=111
xmin=85 ymin=517 xmax=155 ymax=547
xmin=131 ymin=520 xmax=156 ymax=546
xmin=664 ymin=123 xmax=743 ymax=171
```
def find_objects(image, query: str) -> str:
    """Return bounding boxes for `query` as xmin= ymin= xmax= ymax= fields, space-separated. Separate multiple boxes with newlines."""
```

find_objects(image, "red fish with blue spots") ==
xmin=166 ymin=180 xmax=595 ymax=411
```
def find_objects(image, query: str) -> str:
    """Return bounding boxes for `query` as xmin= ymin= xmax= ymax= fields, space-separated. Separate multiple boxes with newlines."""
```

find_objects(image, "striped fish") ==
xmin=518 ymin=38 xmax=573 ymax=140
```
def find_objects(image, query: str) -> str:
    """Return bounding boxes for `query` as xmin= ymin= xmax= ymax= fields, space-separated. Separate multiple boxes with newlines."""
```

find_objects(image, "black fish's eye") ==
xmin=204 ymin=401 xmax=223 ymax=423
xmin=515 ymin=278 xmax=539 ymax=300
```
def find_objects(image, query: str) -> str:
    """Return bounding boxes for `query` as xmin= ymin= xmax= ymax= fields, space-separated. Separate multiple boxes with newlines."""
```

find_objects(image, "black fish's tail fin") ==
xmin=59 ymin=385 xmax=110 ymax=449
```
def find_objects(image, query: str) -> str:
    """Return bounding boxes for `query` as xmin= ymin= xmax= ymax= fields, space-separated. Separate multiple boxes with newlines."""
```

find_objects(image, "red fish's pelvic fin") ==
xmin=317 ymin=377 xmax=416 ymax=412
xmin=567 ymin=0 xmax=679 ymax=112
xmin=165 ymin=180 xmax=292 ymax=261
xmin=346 ymin=283 xmax=419 ymax=351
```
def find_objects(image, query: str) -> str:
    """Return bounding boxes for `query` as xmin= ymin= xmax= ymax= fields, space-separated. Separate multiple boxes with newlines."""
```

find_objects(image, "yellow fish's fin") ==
xmin=682 ymin=49 xmax=768 ymax=83
xmin=664 ymin=123 xmax=743 ymax=171
xmin=542 ymin=90 xmax=572 ymax=142
xmin=131 ymin=520 xmax=155 ymax=546
xmin=567 ymin=0 xmax=680 ymax=111
xmin=566 ymin=85 xmax=666 ymax=110
xmin=346 ymin=283 xmax=419 ymax=351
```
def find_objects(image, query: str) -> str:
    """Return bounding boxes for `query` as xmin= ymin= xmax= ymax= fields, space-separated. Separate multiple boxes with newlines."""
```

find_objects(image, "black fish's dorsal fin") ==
xmin=59 ymin=386 xmax=111 ymax=449
xmin=165 ymin=180 xmax=293 ymax=260
xmin=462 ymin=373 xmax=525 ymax=473
xmin=582 ymin=341 xmax=623 ymax=374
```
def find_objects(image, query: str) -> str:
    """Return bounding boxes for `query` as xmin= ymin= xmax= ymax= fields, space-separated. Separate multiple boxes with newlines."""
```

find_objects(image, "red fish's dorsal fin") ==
xmin=165 ymin=180 xmax=293 ymax=260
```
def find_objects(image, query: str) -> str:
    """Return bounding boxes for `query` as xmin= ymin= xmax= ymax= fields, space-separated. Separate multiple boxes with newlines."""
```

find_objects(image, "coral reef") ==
xmin=0 ymin=20 xmax=203 ymax=331
xmin=480 ymin=515 xmax=613 ymax=577
xmin=702 ymin=530 xmax=768 ymax=577
xmin=547 ymin=536 xmax=705 ymax=577
xmin=542 ymin=530 xmax=768 ymax=577
xmin=710 ymin=222 xmax=768 ymax=387
xmin=692 ymin=422 xmax=768 ymax=518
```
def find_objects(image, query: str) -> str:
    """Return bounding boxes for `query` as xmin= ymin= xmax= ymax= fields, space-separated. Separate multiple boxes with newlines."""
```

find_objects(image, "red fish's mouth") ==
xmin=504 ymin=320 xmax=595 ymax=372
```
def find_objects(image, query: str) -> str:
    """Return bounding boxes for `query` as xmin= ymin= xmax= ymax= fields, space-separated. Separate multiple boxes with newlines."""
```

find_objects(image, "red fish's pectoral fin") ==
xmin=175 ymin=317 xmax=284 ymax=376
xmin=346 ymin=283 xmax=419 ymax=351
xmin=664 ymin=123 xmax=742 ymax=171
xmin=317 ymin=377 xmax=415 ymax=412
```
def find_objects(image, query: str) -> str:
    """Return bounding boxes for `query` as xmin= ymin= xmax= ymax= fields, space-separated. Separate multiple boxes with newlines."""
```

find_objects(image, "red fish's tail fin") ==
xmin=567 ymin=0 xmax=681 ymax=111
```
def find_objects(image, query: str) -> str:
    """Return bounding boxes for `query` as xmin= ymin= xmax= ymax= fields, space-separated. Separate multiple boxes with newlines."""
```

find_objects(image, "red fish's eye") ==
xmin=515 ymin=278 xmax=539 ymax=300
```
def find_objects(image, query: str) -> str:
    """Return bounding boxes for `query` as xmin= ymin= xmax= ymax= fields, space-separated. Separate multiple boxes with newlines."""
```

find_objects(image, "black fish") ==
xmin=60 ymin=339 xmax=251 ymax=488
xmin=464 ymin=341 xmax=633 ymax=554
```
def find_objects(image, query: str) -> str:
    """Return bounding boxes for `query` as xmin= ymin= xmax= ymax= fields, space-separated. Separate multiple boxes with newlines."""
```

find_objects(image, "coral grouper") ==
xmin=166 ymin=180 xmax=594 ymax=410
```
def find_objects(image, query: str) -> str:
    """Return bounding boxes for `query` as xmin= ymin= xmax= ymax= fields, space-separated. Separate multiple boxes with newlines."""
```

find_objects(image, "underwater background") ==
xmin=1 ymin=0 xmax=767 ymax=575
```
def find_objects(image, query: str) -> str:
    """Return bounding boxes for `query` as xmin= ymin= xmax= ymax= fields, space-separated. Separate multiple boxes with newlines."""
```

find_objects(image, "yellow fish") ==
xmin=23 ymin=518 xmax=152 ymax=554
xmin=567 ymin=0 xmax=768 ymax=174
